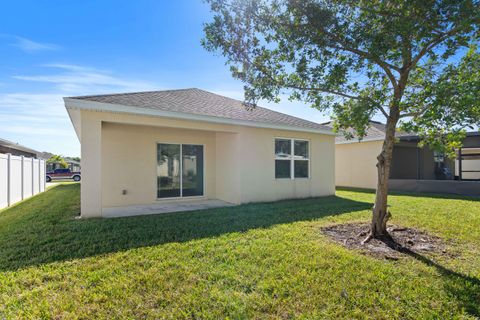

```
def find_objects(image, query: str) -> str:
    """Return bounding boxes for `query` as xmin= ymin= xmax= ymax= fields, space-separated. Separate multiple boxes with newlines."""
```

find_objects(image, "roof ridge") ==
xmin=67 ymin=88 xmax=198 ymax=100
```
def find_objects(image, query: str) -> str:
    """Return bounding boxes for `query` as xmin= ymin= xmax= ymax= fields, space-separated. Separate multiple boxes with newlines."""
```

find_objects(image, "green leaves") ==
xmin=401 ymin=45 xmax=480 ymax=156
xmin=47 ymin=154 xmax=69 ymax=169
xmin=203 ymin=0 xmax=480 ymax=146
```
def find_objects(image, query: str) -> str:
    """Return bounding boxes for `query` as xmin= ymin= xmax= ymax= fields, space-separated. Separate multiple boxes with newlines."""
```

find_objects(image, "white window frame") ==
xmin=156 ymin=142 xmax=206 ymax=200
xmin=274 ymin=137 xmax=310 ymax=180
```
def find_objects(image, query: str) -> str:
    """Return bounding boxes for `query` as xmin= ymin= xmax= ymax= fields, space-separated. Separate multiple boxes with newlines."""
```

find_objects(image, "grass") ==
xmin=0 ymin=184 xmax=479 ymax=319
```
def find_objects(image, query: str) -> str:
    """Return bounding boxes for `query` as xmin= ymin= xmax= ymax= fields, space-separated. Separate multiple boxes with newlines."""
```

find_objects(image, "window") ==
xmin=274 ymin=138 xmax=309 ymax=179
xmin=157 ymin=143 xmax=204 ymax=198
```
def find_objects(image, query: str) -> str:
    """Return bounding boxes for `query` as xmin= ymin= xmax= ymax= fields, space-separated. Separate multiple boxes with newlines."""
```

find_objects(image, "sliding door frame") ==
xmin=156 ymin=142 xmax=206 ymax=200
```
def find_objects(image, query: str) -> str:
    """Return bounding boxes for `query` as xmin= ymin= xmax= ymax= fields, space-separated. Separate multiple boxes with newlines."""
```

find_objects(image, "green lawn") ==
xmin=0 ymin=184 xmax=479 ymax=319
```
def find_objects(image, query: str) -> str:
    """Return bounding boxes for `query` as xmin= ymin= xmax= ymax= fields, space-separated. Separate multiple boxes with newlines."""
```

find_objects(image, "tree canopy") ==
xmin=203 ymin=0 xmax=480 ymax=154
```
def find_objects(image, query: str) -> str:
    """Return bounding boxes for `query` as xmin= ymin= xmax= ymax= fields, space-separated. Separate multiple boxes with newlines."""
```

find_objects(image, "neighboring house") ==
xmin=65 ymin=88 xmax=336 ymax=218
xmin=39 ymin=152 xmax=81 ymax=172
xmin=392 ymin=133 xmax=480 ymax=182
xmin=325 ymin=121 xmax=480 ymax=195
xmin=45 ymin=159 xmax=81 ymax=172
xmin=0 ymin=137 xmax=40 ymax=158
xmin=64 ymin=158 xmax=81 ymax=172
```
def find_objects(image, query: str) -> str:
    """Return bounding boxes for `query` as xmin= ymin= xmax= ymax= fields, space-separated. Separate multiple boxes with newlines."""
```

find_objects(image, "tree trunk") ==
xmin=365 ymin=114 xmax=399 ymax=241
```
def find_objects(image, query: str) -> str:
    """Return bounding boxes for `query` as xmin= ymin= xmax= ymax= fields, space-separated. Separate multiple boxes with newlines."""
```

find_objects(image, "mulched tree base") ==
xmin=321 ymin=223 xmax=449 ymax=260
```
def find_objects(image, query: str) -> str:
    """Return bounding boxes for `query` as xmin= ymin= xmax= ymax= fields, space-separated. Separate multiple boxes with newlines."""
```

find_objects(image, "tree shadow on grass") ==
xmin=0 ymin=184 xmax=372 ymax=272
xmin=337 ymin=186 xmax=480 ymax=202
xmin=381 ymin=238 xmax=480 ymax=318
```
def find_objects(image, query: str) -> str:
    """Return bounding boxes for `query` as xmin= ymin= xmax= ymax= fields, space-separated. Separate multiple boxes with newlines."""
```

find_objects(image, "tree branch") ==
xmin=399 ymin=104 xmax=431 ymax=118
xmin=281 ymin=83 xmax=368 ymax=100
xmin=312 ymin=29 xmax=400 ymax=89
xmin=254 ymin=59 xmax=388 ymax=107
xmin=377 ymin=105 xmax=389 ymax=118
xmin=409 ymin=25 xmax=463 ymax=69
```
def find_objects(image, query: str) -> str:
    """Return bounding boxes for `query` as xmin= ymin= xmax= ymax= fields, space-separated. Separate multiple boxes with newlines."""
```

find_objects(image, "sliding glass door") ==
xmin=157 ymin=143 xmax=204 ymax=198
xmin=157 ymin=144 xmax=181 ymax=198
xmin=182 ymin=144 xmax=204 ymax=197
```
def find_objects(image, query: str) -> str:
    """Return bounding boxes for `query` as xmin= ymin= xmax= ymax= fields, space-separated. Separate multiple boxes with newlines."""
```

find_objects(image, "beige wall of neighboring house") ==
xmin=335 ymin=140 xmax=382 ymax=189
xmin=456 ymin=147 xmax=480 ymax=180
xmin=331 ymin=119 xmax=480 ymax=191
xmin=70 ymin=108 xmax=335 ymax=218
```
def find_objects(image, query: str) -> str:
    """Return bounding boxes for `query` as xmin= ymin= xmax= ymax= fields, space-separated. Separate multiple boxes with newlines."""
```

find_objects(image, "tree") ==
xmin=47 ymin=155 xmax=68 ymax=169
xmin=202 ymin=0 xmax=480 ymax=241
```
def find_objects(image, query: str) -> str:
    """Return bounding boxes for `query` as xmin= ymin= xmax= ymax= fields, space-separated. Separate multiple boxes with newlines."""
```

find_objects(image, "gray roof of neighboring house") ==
xmin=322 ymin=120 xmax=410 ymax=143
xmin=65 ymin=157 xmax=81 ymax=165
xmin=0 ymin=137 xmax=40 ymax=155
xmin=39 ymin=152 xmax=81 ymax=163
xmin=67 ymin=88 xmax=333 ymax=133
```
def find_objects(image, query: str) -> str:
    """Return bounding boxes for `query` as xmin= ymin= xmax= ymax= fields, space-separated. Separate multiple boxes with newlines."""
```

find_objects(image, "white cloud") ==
xmin=0 ymin=92 xmax=78 ymax=155
xmin=9 ymin=36 xmax=60 ymax=52
xmin=2 ymin=64 xmax=160 ymax=156
xmin=13 ymin=64 xmax=158 ymax=94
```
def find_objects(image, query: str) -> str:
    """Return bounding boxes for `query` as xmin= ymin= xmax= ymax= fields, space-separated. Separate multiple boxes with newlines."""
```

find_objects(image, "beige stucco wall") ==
xmin=101 ymin=122 xmax=217 ymax=207
xmin=75 ymin=109 xmax=335 ymax=217
xmin=80 ymin=111 xmax=102 ymax=218
xmin=237 ymin=127 xmax=335 ymax=203
xmin=215 ymin=132 xmax=241 ymax=204
xmin=335 ymin=140 xmax=383 ymax=189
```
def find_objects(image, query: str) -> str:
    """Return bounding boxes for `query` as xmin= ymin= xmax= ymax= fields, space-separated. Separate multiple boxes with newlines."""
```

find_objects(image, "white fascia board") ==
xmin=335 ymin=136 xmax=385 ymax=144
xmin=65 ymin=107 xmax=81 ymax=141
xmin=63 ymin=98 xmax=337 ymax=136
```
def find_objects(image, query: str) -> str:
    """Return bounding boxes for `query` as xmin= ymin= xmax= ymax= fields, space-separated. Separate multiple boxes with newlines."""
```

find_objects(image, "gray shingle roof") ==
xmin=0 ymin=137 xmax=40 ymax=155
xmin=68 ymin=88 xmax=332 ymax=133
xmin=322 ymin=121 xmax=410 ymax=143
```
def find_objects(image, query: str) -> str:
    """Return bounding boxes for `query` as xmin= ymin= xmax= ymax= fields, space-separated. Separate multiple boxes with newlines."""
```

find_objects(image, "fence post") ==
xmin=43 ymin=160 xmax=46 ymax=191
xmin=21 ymin=155 xmax=24 ymax=200
xmin=32 ymin=157 xmax=35 ymax=196
xmin=7 ymin=153 xmax=11 ymax=207
xmin=38 ymin=159 xmax=41 ymax=192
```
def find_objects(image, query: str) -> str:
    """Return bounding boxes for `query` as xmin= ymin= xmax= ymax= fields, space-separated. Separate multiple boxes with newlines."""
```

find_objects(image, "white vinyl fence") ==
xmin=0 ymin=153 xmax=46 ymax=209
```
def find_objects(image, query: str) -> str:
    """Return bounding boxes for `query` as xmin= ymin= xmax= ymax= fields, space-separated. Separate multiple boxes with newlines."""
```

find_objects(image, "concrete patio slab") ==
xmin=102 ymin=199 xmax=236 ymax=218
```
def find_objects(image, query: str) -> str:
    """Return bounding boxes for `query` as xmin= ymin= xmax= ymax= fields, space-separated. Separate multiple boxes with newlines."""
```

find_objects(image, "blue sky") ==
xmin=0 ymin=0 xmax=336 ymax=157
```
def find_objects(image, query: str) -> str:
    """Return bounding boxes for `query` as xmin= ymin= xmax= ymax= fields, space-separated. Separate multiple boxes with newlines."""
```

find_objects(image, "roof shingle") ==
xmin=322 ymin=120 xmax=410 ymax=143
xmin=68 ymin=88 xmax=332 ymax=133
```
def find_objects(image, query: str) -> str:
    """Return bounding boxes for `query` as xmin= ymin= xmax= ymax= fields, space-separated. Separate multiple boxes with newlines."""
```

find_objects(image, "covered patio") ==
xmin=102 ymin=199 xmax=236 ymax=218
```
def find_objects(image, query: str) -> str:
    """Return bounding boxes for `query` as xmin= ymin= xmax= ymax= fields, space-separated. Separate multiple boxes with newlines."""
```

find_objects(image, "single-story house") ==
xmin=65 ymin=88 xmax=336 ymax=218
xmin=324 ymin=120 xmax=480 ymax=195
xmin=39 ymin=152 xmax=81 ymax=172
xmin=0 ymin=137 xmax=40 ymax=158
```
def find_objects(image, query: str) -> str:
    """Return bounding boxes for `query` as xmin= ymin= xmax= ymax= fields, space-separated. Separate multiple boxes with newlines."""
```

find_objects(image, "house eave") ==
xmin=63 ymin=97 xmax=337 ymax=136
xmin=335 ymin=137 xmax=385 ymax=144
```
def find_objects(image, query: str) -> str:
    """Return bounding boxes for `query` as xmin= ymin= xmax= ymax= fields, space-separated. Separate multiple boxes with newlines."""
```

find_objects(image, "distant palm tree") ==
xmin=47 ymin=155 xmax=68 ymax=169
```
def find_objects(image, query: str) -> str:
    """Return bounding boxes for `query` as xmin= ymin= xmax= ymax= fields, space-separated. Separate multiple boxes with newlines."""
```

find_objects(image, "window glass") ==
xmin=275 ymin=160 xmax=291 ymax=178
xmin=157 ymin=144 xmax=181 ymax=198
xmin=275 ymin=138 xmax=310 ymax=179
xmin=294 ymin=140 xmax=309 ymax=159
xmin=294 ymin=160 xmax=309 ymax=178
xmin=433 ymin=151 xmax=444 ymax=163
xmin=275 ymin=139 xmax=291 ymax=158
xmin=182 ymin=145 xmax=204 ymax=197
